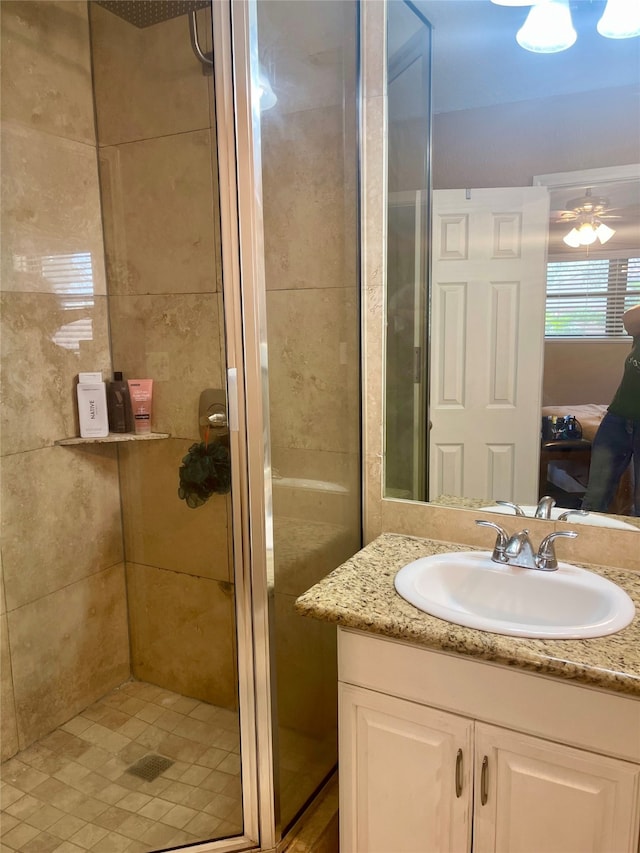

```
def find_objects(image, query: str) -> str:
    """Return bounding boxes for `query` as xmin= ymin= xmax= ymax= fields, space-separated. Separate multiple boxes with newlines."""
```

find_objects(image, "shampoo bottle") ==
xmin=77 ymin=372 xmax=109 ymax=438
xmin=107 ymin=371 xmax=133 ymax=433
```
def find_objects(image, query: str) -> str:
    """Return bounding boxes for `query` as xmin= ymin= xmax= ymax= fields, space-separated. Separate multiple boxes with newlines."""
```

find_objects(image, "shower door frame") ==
xmin=211 ymin=0 xmax=278 ymax=850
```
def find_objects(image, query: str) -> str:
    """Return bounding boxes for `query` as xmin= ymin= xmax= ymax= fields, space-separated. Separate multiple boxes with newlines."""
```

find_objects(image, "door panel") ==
xmin=474 ymin=722 xmax=640 ymax=853
xmin=339 ymin=683 xmax=472 ymax=853
xmin=430 ymin=187 xmax=550 ymax=504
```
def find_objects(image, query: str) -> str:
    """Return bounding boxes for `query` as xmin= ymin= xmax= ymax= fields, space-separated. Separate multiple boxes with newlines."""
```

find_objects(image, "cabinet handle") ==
xmin=480 ymin=755 xmax=489 ymax=805
xmin=455 ymin=748 xmax=463 ymax=798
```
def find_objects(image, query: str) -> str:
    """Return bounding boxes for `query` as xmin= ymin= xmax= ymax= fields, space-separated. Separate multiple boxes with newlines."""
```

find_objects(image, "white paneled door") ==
xmin=429 ymin=187 xmax=550 ymax=504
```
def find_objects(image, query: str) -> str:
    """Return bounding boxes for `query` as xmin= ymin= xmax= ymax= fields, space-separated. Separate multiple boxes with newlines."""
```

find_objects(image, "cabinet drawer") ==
xmin=338 ymin=628 xmax=640 ymax=761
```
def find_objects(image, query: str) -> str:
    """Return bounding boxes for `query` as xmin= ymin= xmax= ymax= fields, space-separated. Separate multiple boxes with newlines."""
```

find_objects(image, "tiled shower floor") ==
xmin=0 ymin=681 xmax=244 ymax=852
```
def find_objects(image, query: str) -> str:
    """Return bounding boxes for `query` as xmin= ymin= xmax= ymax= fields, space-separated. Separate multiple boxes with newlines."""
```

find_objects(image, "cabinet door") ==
xmin=474 ymin=722 xmax=640 ymax=853
xmin=339 ymin=682 xmax=473 ymax=853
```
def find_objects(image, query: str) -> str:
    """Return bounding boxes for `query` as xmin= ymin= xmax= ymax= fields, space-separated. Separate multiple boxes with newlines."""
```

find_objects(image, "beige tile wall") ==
xmin=117 ymin=441 xmax=231 ymax=584
xmin=360 ymin=0 xmax=640 ymax=574
xmin=0 ymin=1 xmax=129 ymax=758
xmin=126 ymin=563 xmax=237 ymax=709
xmin=260 ymin=0 xmax=361 ymax=519
xmin=89 ymin=4 xmax=237 ymax=708
xmin=8 ymin=564 xmax=129 ymax=748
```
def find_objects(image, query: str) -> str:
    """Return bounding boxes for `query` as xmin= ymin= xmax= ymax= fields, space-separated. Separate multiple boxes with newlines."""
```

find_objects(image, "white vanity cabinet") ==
xmin=340 ymin=683 xmax=473 ymax=852
xmin=338 ymin=628 xmax=640 ymax=853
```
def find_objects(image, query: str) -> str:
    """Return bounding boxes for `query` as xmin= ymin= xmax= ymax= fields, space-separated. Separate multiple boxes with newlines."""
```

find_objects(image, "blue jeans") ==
xmin=582 ymin=413 xmax=640 ymax=516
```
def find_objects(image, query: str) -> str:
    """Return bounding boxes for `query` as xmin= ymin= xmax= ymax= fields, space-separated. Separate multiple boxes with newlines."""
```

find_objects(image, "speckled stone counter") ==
xmin=295 ymin=533 xmax=640 ymax=697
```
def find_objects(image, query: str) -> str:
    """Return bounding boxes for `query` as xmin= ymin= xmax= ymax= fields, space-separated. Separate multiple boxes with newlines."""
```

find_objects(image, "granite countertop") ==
xmin=295 ymin=533 xmax=640 ymax=697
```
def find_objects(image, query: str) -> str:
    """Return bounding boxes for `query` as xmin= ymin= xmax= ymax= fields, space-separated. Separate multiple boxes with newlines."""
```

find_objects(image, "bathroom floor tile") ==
xmin=1 ymin=679 xmax=329 ymax=852
xmin=0 ymin=682 xmax=243 ymax=852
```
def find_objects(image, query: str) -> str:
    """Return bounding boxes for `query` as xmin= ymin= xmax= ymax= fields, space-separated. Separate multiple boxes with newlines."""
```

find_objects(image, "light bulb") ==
xmin=577 ymin=222 xmax=598 ymax=245
xmin=596 ymin=222 xmax=616 ymax=244
xmin=516 ymin=0 xmax=577 ymax=53
xmin=563 ymin=228 xmax=582 ymax=248
xmin=597 ymin=0 xmax=640 ymax=38
xmin=253 ymin=64 xmax=277 ymax=112
xmin=490 ymin=0 xmax=534 ymax=5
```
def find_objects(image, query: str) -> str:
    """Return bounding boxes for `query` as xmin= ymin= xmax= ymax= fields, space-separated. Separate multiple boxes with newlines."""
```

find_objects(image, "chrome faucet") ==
xmin=495 ymin=497 xmax=591 ymax=524
xmin=494 ymin=496 xmax=558 ymax=519
xmin=476 ymin=520 xmax=577 ymax=571
xmin=534 ymin=496 xmax=556 ymax=519
xmin=504 ymin=529 xmax=537 ymax=569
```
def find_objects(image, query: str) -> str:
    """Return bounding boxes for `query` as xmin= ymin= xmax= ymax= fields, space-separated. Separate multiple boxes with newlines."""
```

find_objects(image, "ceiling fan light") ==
xmin=563 ymin=228 xmax=582 ymax=248
xmin=516 ymin=0 xmax=577 ymax=53
xmin=577 ymin=222 xmax=598 ymax=245
xmin=597 ymin=0 xmax=640 ymax=39
xmin=596 ymin=222 xmax=616 ymax=244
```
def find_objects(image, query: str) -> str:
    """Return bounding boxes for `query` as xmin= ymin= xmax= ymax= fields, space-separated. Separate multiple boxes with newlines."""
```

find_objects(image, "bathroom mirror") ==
xmin=384 ymin=0 xmax=640 ymax=526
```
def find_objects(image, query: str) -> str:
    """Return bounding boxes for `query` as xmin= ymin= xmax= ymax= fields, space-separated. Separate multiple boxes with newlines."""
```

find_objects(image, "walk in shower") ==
xmin=0 ymin=1 xmax=361 ymax=850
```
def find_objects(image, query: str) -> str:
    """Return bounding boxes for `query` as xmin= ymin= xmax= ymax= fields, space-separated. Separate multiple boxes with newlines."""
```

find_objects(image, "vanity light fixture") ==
xmin=563 ymin=220 xmax=616 ymax=248
xmin=597 ymin=0 xmax=640 ymax=39
xmin=516 ymin=0 xmax=577 ymax=53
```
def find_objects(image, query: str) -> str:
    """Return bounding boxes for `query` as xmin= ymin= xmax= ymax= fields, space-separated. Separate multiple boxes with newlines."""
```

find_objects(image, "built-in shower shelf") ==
xmin=55 ymin=432 xmax=170 ymax=446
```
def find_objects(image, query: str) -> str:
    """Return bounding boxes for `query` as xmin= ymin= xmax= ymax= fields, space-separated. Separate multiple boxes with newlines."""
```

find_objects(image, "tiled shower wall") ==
xmin=89 ymin=5 xmax=237 ymax=709
xmin=0 ymin=1 xmax=129 ymax=759
xmin=0 ymin=1 xmax=238 ymax=766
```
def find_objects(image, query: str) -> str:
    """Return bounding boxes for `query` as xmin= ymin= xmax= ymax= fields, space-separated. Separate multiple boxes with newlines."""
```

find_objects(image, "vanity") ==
xmin=295 ymin=533 xmax=640 ymax=853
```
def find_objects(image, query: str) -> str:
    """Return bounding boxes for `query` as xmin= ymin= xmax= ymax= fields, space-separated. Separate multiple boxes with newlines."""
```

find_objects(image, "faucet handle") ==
xmin=475 ymin=520 xmax=509 ymax=562
xmin=558 ymin=509 xmax=589 ymax=522
xmin=536 ymin=530 xmax=578 ymax=571
xmin=535 ymin=496 xmax=557 ymax=519
xmin=495 ymin=500 xmax=526 ymax=516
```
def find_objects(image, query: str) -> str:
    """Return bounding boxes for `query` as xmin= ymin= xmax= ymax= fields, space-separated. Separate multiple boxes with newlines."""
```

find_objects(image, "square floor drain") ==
xmin=126 ymin=754 xmax=174 ymax=782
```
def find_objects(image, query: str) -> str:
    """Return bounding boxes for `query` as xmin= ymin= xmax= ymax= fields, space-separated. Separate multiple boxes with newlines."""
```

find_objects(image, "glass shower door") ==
xmin=254 ymin=0 xmax=363 ymax=834
xmin=90 ymin=3 xmax=245 ymax=848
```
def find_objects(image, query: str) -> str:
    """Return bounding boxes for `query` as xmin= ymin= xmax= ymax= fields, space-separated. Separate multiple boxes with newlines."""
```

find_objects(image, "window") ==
xmin=545 ymin=256 xmax=640 ymax=337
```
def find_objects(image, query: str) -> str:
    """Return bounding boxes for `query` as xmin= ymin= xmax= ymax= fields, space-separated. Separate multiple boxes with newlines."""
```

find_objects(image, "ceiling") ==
xmin=411 ymin=0 xmax=639 ymax=113
xmin=390 ymin=0 xmax=639 ymax=242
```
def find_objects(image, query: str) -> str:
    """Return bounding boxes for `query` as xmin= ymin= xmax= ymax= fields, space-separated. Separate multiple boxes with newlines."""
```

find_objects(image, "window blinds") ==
xmin=545 ymin=256 xmax=640 ymax=337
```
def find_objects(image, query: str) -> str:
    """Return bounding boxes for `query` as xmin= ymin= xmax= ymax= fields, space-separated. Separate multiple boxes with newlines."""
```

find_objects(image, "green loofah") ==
xmin=178 ymin=441 xmax=231 ymax=508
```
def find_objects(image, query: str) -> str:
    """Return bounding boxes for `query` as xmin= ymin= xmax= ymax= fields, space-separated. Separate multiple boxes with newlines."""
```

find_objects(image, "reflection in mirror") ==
xmin=384 ymin=0 xmax=640 ymax=529
xmin=386 ymin=1 xmax=431 ymax=500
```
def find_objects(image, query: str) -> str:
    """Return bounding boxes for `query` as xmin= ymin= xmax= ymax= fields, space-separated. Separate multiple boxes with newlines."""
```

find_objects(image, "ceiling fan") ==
xmin=553 ymin=187 xmax=623 ymax=223
xmin=552 ymin=187 xmax=621 ymax=247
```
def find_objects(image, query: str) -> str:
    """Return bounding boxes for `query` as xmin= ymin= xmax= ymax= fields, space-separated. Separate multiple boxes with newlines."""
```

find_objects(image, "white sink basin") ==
xmin=394 ymin=552 xmax=635 ymax=639
xmin=477 ymin=504 xmax=638 ymax=531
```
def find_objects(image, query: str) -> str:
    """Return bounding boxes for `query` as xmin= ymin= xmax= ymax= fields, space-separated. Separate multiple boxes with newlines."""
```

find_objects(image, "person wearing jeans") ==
xmin=582 ymin=304 xmax=640 ymax=516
